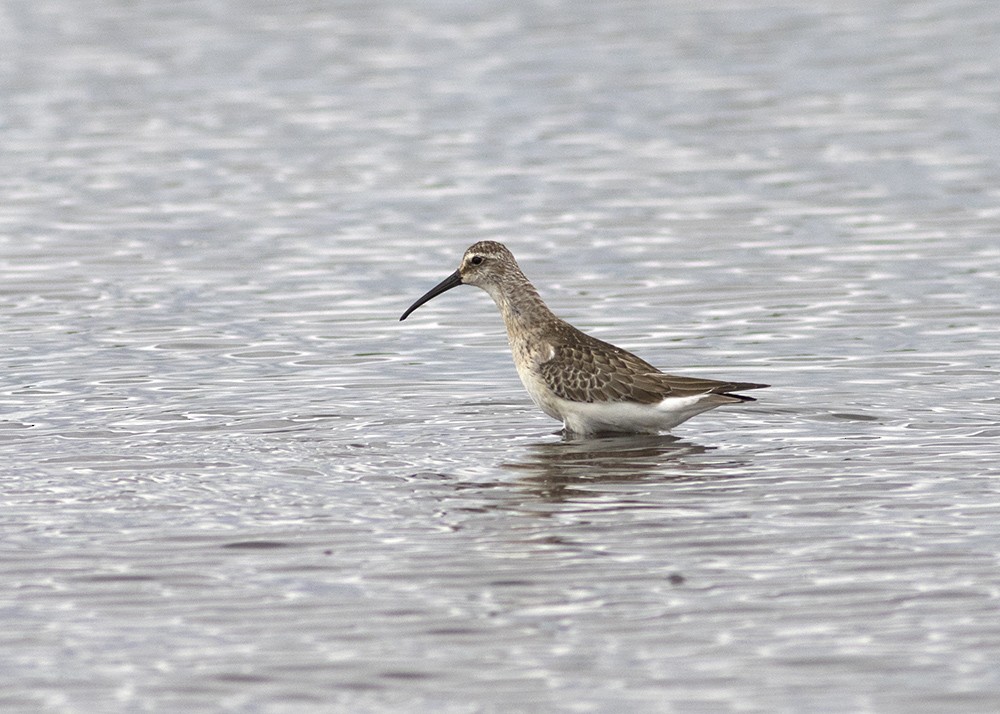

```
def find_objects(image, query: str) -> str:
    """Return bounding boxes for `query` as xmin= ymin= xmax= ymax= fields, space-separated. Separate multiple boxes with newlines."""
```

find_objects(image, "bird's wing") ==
xmin=536 ymin=323 xmax=767 ymax=404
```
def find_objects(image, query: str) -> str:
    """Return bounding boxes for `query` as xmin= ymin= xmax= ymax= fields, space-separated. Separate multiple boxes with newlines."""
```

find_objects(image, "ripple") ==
xmin=3 ymin=0 xmax=1000 ymax=712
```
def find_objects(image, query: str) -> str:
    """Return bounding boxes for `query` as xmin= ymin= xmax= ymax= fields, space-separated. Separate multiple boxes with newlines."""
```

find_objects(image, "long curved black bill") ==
xmin=399 ymin=269 xmax=463 ymax=321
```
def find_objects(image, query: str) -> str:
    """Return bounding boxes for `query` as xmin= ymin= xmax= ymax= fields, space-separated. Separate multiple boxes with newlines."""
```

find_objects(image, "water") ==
xmin=2 ymin=0 xmax=1000 ymax=711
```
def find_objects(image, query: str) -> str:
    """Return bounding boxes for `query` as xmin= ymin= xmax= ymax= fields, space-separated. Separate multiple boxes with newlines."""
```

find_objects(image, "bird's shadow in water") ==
xmin=500 ymin=431 xmax=748 ymax=502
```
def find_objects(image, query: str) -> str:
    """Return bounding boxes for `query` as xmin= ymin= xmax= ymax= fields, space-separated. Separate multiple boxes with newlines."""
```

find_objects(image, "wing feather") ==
xmin=535 ymin=322 xmax=767 ymax=404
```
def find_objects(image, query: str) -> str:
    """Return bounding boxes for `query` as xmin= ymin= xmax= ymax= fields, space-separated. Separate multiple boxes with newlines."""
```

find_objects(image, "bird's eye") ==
xmin=470 ymin=255 xmax=484 ymax=266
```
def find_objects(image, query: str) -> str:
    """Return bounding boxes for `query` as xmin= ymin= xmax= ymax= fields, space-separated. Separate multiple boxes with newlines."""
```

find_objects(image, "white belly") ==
xmin=554 ymin=395 xmax=722 ymax=435
xmin=514 ymin=361 xmax=727 ymax=435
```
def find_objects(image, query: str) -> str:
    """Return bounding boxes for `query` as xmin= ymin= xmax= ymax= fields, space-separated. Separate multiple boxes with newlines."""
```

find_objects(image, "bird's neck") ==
xmin=484 ymin=271 xmax=556 ymax=336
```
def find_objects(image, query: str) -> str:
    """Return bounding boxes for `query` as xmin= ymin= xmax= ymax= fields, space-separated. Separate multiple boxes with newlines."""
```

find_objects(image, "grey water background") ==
xmin=2 ymin=0 xmax=1000 ymax=711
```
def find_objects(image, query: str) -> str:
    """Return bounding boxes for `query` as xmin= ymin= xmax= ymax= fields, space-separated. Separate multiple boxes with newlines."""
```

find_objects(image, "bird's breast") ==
xmin=508 ymin=337 xmax=563 ymax=421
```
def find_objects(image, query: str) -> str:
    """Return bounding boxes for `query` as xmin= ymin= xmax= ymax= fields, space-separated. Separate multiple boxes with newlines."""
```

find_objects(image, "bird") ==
xmin=399 ymin=241 xmax=767 ymax=436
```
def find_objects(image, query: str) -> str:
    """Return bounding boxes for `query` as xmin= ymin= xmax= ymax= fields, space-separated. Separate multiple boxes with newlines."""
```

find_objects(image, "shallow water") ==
xmin=3 ymin=0 xmax=1000 ymax=711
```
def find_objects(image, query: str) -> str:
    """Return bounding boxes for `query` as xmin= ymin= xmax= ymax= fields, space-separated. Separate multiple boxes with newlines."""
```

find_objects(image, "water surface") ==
xmin=2 ymin=0 xmax=1000 ymax=711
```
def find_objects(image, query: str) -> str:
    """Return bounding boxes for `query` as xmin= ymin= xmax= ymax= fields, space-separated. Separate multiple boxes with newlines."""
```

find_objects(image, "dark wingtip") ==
xmin=722 ymin=382 xmax=769 ymax=402
xmin=732 ymin=382 xmax=769 ymax=392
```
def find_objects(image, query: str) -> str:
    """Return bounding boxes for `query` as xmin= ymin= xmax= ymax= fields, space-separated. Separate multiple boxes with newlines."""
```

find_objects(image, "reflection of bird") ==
xmin=508 ymin=435 xmax=710 ymax=483
xmin=401 ymin=241 xmax=767 ymax=436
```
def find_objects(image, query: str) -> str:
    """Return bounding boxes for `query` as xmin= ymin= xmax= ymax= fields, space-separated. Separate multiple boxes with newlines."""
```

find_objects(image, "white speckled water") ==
xmin=2 ymin=0 xmax=1000 ymax=711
